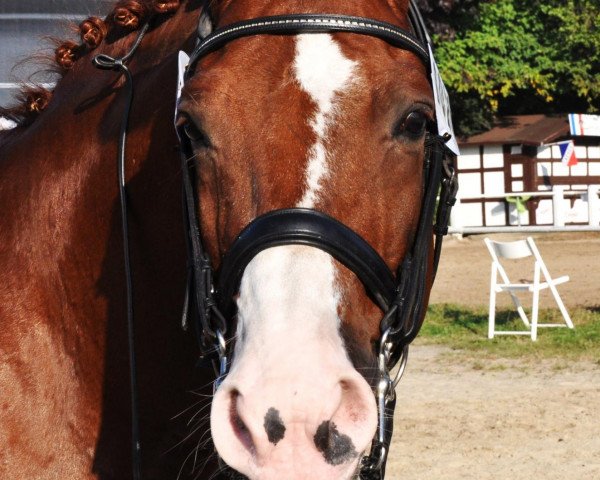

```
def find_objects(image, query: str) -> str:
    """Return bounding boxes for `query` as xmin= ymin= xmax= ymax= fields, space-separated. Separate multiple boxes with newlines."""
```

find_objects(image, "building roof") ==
xmin=459 ymin=115 xmax=571 ymax=147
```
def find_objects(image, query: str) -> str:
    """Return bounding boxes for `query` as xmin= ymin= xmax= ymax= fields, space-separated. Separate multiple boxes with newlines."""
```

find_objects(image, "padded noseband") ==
xmin=218 ymin=209 xmax=398 ymax=317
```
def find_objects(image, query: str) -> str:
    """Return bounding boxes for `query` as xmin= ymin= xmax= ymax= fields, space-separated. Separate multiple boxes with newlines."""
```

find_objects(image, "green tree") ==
xmin=532 ymin=2 xmax=600 ymax=112
xmin=427 ymin=0 xmax=600 ymax=136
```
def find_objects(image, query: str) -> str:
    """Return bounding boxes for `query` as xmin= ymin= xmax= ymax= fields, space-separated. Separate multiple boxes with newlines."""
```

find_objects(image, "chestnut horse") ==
xmin=0 ymin=1 xmax=457 ymax=479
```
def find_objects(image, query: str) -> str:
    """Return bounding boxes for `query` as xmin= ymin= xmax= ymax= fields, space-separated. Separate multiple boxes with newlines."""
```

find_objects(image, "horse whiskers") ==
xmin=187 ymin=427 xmax=211 ymax=446
xmin=171 ymin=397 xmax=211 ymax=420
xmin=191 ymin=433 xmax=206 ymax=474
xmin=195 ymin=427 xmax=215 ymax=451
xmin=206 ymin=461 xmax=230 ymax=480
xmin=177 ymin=445 xmax=207 ymax=480
xmin=168 ymin=421 xmax=211 ymax=454
xmin=186 ymin=370 xmax=228 ymax=395
xmin=187 ymin=403 xmax=212 ymax=426
xmin=211 ymin=462 xmax=250 ymax=480
xmin=197 ymin=446 xmax=220 ymax=478
xmin=176 ymin=438 xmax=219 ymax=480
xmin=182 ymin=448 xmax=221 ymax=480
xmin=187 ymin=380 xmax=220 ymax=395
xmin=188 ymin=391 xmax=214 ymax=398
xmin=181 ymin=428 xmax=216 ymax=471
xmin=193 ymin=438 xmax=213 ymax=456
xmin=191 ymin=426 xmax=222 ymax=476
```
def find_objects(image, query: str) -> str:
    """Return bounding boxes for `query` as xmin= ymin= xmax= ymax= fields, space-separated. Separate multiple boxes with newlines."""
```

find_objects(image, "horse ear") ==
xmin=197 ymin=9 xmax=214 ymax=39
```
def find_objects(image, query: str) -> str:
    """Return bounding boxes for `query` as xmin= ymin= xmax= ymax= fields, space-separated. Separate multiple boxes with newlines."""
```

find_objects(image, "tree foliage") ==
xmin=420 ymin=0 xmax=600 ymax=136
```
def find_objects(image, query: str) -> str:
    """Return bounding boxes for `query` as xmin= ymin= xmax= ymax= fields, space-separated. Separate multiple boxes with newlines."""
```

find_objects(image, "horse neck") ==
xmin=0 ymin=5 xmax=209 ymax=475
xmin=0 ymin=3 xmax=202 ymax=398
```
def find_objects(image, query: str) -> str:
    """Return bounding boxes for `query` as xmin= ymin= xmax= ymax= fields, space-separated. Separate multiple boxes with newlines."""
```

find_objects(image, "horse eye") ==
xmin=183 ymin=121 xmax=211 ymax=148
xmin=398 ymin=111 xmax=429 ymax=138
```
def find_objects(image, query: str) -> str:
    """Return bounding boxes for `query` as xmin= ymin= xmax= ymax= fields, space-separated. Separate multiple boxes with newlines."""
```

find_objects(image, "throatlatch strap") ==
xmin=382 ymin=134 xmax=449 ymax=363
xmin=93 ymin=20 xmax=151 ymax=480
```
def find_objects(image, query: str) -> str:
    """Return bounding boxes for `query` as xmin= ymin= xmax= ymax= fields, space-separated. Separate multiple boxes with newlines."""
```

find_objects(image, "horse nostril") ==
xmin=313 ymin=420 xmax=358 ymax=466
xmin=229 ymin=390 xmax=255 ymax=454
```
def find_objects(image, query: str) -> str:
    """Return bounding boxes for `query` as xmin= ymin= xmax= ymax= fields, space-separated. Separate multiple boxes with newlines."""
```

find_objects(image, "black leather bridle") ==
xmin=176 ymin=3 xmax=458 ymax=479
xmin=95 ymin=2 xmax=458 ymax=480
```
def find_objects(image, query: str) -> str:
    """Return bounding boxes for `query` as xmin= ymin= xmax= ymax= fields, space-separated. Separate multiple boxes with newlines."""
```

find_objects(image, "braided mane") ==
xmin=0 ymin=0 xmax=184 ymax=126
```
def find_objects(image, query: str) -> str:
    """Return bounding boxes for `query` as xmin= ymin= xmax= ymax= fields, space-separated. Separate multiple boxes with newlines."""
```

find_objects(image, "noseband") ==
xmin=177 ymin=4 xmax=458 ymax=479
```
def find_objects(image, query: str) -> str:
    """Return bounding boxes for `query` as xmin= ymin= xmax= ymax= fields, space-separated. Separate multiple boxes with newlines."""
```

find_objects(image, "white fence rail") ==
xmin=450 ymin=185 xmax=600 ymax=234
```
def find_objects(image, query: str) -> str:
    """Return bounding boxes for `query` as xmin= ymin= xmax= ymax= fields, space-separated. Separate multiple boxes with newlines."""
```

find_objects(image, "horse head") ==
xmin=177 ymin=1 xmax=456 ymax=478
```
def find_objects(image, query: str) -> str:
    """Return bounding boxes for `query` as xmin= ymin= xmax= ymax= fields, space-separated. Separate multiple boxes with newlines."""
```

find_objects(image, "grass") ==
xmin=418 ymin=304 xmax=600 ymax=362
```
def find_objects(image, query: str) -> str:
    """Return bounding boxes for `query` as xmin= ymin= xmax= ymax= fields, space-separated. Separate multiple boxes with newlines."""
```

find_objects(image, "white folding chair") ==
xmin=484 ymin=237 xmax=574 ymax=341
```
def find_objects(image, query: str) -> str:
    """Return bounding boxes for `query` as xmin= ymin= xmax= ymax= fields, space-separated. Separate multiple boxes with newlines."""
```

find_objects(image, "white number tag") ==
xmin=428 ymin=44 xmax=460 ymax=156
xmin=174 ymin=51 xmax=190 ymax=124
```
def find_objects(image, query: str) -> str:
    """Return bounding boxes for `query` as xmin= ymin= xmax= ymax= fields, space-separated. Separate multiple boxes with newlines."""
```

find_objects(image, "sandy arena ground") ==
xmin=430 ymin=232 xmax=600 ymax=308
xmin=385 ymin=233 xmax=600 ymax=479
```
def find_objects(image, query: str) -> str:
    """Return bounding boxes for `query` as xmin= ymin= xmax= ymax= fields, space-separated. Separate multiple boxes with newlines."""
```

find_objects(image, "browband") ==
xmin=187 ymin=14 xmax=430 ymax=76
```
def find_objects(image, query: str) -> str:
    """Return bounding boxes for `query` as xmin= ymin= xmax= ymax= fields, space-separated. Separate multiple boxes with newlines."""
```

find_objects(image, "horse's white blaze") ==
xmin=294 ymin=34 xmax=357 ymax=208
xmin=234 ymin=246 xmax=342 ymax=360
xmin=232 ymin=33 xmax=359 ymax=368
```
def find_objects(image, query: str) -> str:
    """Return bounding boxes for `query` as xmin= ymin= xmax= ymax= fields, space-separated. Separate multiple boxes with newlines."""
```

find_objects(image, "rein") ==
xmin=92 ymin=21 xmax=152 ymax=480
